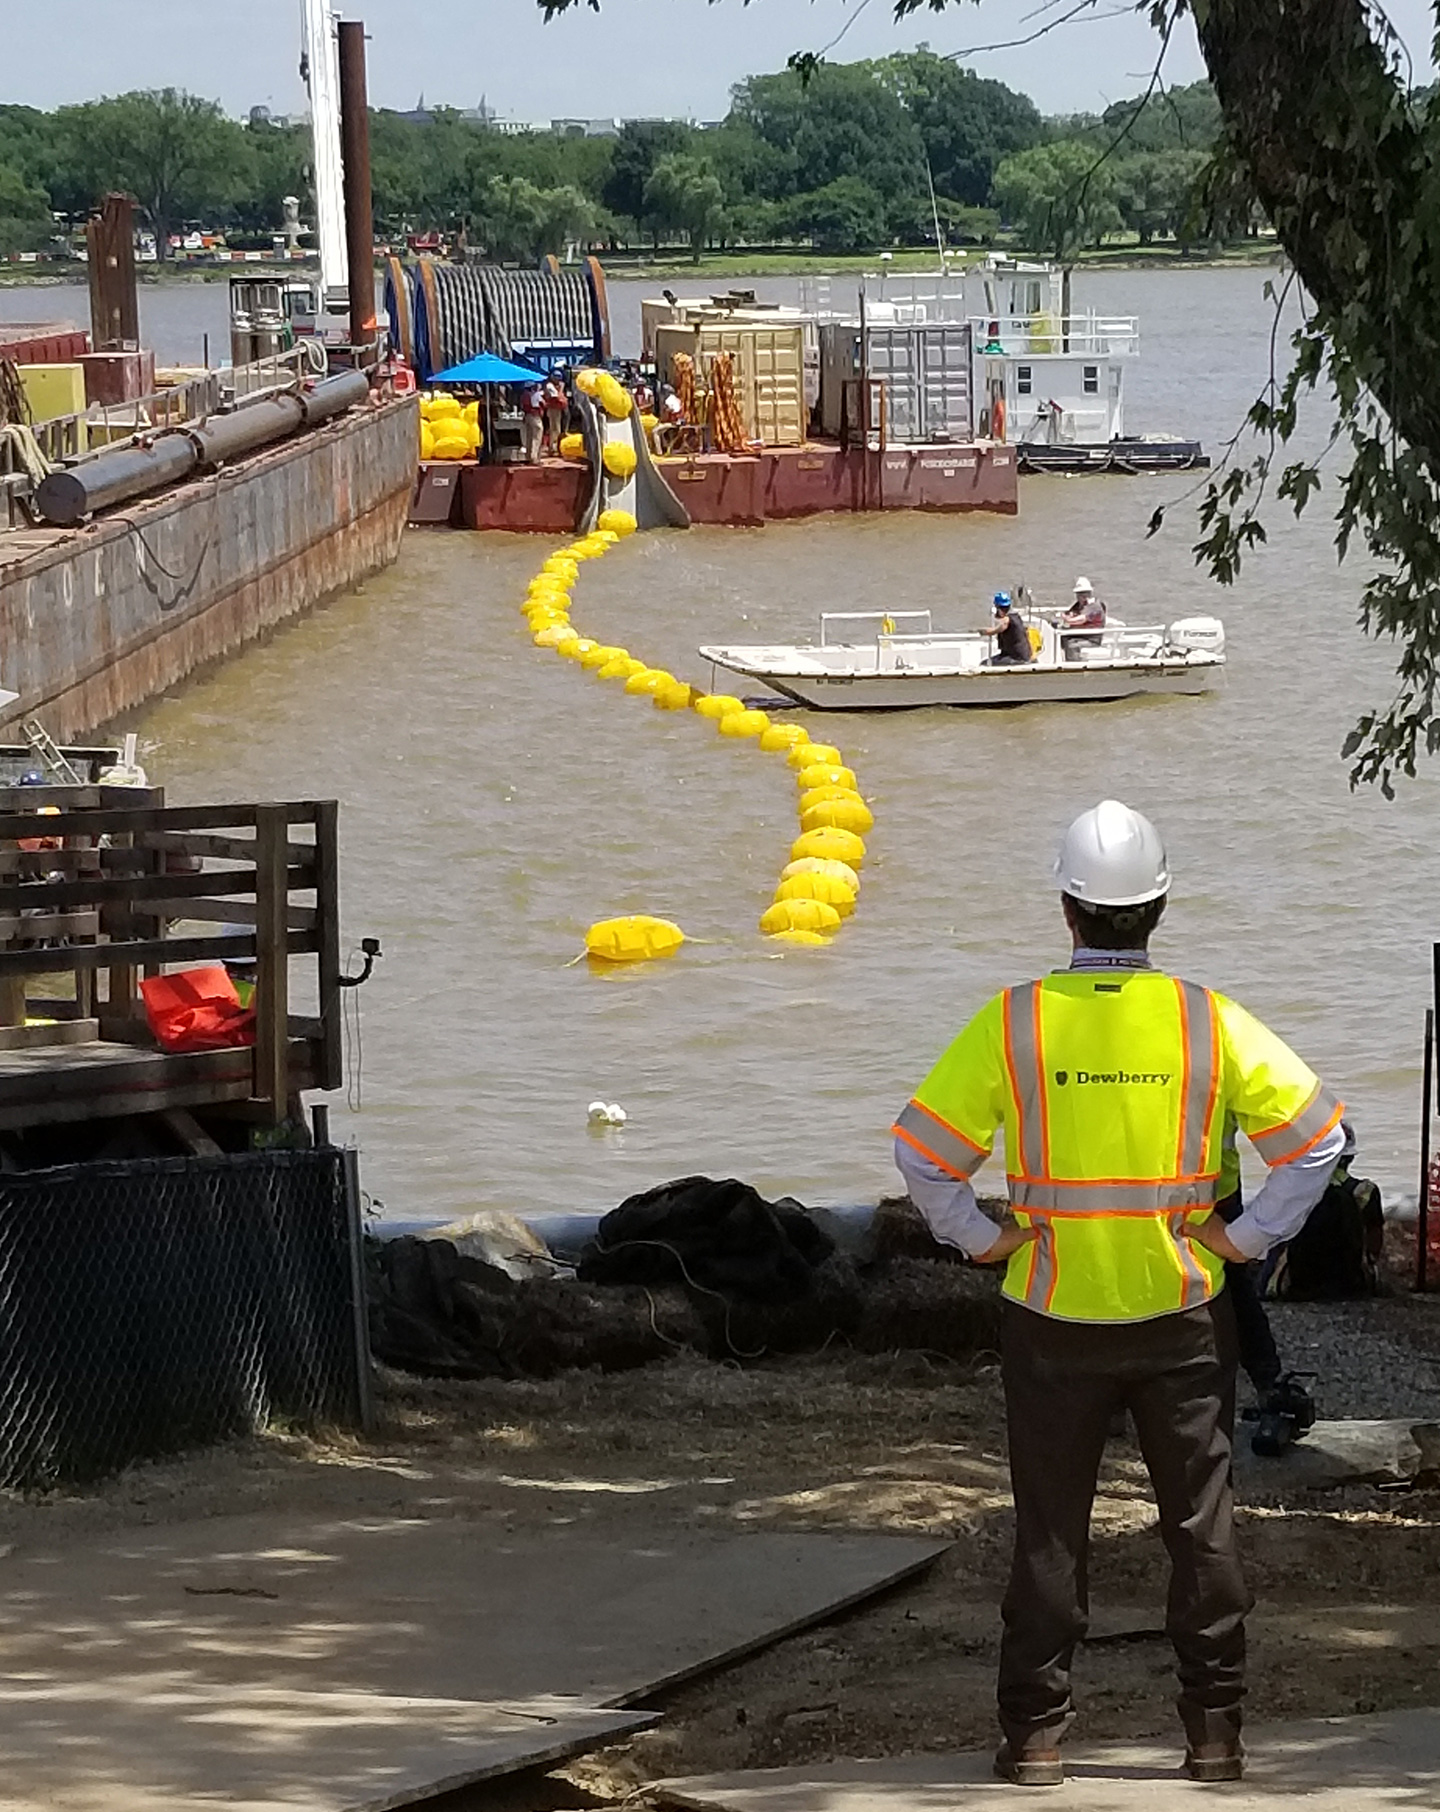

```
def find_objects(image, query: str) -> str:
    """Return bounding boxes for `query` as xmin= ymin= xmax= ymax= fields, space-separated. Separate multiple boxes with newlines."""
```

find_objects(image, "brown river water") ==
xmin=4 ymin=269 xmax=1432 ymax=1217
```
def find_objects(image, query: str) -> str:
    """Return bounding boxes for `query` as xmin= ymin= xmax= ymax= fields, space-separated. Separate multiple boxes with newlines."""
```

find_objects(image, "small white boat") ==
xmin=699 ymin=608 xmax=1225 ymax=711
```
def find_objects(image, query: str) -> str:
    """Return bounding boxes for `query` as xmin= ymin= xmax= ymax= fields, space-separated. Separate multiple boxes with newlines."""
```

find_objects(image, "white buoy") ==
xmin=605 ymin=1103 xmax=627 ymax=1126
xmin=587 ymin=1101 xmax=610 ymax=1124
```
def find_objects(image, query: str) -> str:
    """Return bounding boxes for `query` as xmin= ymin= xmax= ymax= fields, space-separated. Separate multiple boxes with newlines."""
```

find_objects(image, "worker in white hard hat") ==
xmin=892 ymin=800 xmax=1348 ymax=1788
xmin=1058 ymin=576 xmax=1106 ymax=661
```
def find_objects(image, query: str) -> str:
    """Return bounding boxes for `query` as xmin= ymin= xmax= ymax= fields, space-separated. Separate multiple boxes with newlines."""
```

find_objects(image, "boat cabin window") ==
xmin=1017 ymin=364 xmax=1033 ymax=395
xmin=1083 ymin=365 xmax=1099 ymax=395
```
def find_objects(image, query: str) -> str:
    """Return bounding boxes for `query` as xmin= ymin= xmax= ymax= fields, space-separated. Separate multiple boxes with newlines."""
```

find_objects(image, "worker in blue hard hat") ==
xmin=983 ymin=591 xmax=1032 ymax=667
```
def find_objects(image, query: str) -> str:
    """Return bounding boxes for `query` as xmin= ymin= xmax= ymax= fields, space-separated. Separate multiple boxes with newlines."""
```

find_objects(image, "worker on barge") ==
xmin=1059 ymin=576 xmax=1107 ymax=659
xmin=984 ymin=592 xmax=1033 ymax=666
xmin=892 ymin=800 xmax=1347 ymax=1787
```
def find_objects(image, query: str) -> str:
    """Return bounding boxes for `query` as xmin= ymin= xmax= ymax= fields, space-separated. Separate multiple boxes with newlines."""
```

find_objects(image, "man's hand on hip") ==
xmin=1183 ymin=1212 xmax=1248 ymax=1265
xmin=980 ymin=1220 xmax=1039 ymax=1263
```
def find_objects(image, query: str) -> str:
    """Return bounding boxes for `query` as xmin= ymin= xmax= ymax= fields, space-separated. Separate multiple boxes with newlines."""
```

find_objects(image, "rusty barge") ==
xmin=0 ymin=380 xmax=415 ymax=742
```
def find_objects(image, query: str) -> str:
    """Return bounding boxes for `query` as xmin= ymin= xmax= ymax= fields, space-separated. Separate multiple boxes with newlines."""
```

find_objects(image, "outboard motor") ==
xmin=1167 ymin=616 xmax=1226 ymax=655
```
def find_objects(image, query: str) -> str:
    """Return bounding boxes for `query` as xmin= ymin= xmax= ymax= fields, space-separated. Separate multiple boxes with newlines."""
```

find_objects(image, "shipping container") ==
xmin=640 ymin=296 xmax=808 ymax=359
xmin=653 ymin=321 xmax=806 ymax=447
xmin=818 ymin=323 xmax=974 ymax=445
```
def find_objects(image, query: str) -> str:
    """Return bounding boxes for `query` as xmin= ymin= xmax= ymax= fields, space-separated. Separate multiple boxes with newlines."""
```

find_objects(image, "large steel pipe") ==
xmin=35 ymin=370 xmax=371 ymax=527
xmin=338 ymin=20 xmax=378 ymax=361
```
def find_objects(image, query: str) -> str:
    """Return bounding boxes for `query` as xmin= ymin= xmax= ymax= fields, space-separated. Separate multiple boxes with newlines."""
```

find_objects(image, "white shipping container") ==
xmin=818 ymin=323 xmax=974 ymax=444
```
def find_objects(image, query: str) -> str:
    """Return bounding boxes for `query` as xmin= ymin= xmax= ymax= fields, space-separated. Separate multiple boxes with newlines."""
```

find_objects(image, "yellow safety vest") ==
xmin=894 ymin=970 xmax=1343 ymax=1324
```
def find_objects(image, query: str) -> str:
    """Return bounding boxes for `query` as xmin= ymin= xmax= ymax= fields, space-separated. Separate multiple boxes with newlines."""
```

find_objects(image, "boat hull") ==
xmin=699 ymin=653 xmax=1222 ymax=711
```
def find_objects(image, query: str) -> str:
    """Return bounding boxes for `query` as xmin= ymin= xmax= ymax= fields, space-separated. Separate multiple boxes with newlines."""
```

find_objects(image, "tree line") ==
xmin=0 ymin=57 xmax=1224 ymax=263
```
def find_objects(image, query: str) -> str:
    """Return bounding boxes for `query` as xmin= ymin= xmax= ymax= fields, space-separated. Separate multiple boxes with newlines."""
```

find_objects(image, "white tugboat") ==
xmin=803 ymin=257 xmax=1208 ymax=473
xmin=699 ymin=606 xmax=1225 ymax=711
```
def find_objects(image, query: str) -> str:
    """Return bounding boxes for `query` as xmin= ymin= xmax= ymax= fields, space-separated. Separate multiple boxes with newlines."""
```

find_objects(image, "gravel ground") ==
xmin=1258 ymin=1299 xmax=1440 ymax=1418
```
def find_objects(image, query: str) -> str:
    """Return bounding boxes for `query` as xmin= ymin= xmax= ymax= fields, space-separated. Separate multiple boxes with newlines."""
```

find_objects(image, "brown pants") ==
xmin=998 ymin=1295 xmax=1250 ymax=1749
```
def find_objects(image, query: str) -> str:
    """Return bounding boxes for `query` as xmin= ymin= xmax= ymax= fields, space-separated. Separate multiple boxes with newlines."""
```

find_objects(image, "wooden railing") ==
xmin=0 ymin=798 xmax=341 ymax=1121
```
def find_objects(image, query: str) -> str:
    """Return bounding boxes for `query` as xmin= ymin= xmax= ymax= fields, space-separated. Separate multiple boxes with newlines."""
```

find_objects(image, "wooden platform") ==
xmin=0 ymin=798 xmax=341 ymax=1135
xmin=0 ymin=1035 xmax=320 ymax=1131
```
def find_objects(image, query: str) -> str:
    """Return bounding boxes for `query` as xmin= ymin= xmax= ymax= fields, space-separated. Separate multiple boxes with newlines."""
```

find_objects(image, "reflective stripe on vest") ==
xmin=998 ymin=975 xmax=1225 ymax=1322
xmin=1248 ymin=1081 xmax=1344 ymax=1164
xmin=893 ymin=1098 xmax=988 ymax=1179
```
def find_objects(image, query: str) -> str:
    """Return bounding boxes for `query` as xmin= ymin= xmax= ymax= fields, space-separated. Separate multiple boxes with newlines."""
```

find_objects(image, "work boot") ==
xmin=1248 ymin=1371 xmax=1316 ymax=1457
xmin=1184 ymin=1739 xmax=1245 ymax=1782
xmin=993 ymin=1738 xmax=1063 ymax=1787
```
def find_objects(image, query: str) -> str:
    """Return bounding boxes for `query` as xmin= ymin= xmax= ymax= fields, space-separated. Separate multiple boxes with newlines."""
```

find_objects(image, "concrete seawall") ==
xmin=0 ymin=395 xmax=418 ymax=738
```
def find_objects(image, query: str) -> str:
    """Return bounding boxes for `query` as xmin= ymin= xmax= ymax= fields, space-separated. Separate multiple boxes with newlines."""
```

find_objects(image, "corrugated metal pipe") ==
xmin=34 ymin=369 xmax=372 ymax=528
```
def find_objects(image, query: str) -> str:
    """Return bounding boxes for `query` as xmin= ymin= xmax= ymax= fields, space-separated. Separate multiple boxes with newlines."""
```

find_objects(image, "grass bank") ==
xmin=2 ymin=240 xmax=1286 ymax=292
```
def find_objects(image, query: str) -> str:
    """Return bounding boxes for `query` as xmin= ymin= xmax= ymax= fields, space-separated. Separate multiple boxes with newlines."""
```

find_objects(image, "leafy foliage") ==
xmin=1168 ymin=0 xmax=1440 ymax=791
xmin=881 ymin=49 xmax=1043 ymax=207
xmin=602 ymin=119 xmax=693 ymax=228
xmin=54 ymin=89 xmax=246 ymax=258
xmin=642 ymin=155 xmax=726 ymax=260
xmin=473 ymin=175 xmax=596 ymax=262
xmin=991 ymin=139 xmax=1123 ymax=261
xmin=0 ymin=163 xmax=53 ymax=255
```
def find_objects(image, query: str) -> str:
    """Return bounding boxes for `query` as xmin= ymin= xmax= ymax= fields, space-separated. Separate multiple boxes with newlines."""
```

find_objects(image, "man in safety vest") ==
xmin=893 ymin=800 xmax=1346 ymax=1787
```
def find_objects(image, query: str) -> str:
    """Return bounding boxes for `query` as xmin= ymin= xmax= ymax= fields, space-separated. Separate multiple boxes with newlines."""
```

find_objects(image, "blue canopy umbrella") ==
xmin=430 ymin=351 xmax=545 ymax=385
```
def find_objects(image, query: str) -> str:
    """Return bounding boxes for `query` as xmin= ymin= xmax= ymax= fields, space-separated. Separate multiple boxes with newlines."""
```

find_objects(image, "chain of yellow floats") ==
xmin=520 ymin=369 xmax=874 ymax=964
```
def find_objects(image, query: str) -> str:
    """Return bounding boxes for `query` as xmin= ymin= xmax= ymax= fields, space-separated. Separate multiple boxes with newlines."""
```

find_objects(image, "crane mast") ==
xmin=300 ymin=0 xmax=348 ymax=312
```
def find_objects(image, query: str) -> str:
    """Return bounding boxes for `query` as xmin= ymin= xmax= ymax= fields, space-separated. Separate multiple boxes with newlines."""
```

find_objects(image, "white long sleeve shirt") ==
xmin=894 ymin=949 xmax=1348 ymax=1262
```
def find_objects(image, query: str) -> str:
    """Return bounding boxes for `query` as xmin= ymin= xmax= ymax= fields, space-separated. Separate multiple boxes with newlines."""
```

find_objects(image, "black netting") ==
xmin=0 ymin=1149 xmax=367 ymax=1490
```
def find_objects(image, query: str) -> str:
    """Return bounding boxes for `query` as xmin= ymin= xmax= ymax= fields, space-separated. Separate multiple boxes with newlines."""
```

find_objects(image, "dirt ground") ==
xmin=3 ymin=1276 xmax=1439 ymax=1804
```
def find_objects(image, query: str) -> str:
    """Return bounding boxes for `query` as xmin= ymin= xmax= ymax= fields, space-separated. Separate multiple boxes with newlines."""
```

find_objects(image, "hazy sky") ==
xmin=4 ymin=0 xmax=1436 ymax=125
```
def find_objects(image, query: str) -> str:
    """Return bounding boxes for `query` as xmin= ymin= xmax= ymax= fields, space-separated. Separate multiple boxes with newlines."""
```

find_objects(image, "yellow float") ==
xmin=788 ymin=742 xmax=842 ymax=770
xmin=602 ymin=441 xmax=638 ymax=479
xmin=781 ymin=856 xmax=860 ymax=892
xmin=796 ymin=763 xmax=857 ymax=792
xmin=517 ymin=532 xmax=875 ymax=956
xmin=585 ymin=915 xmax=685 ymax=962
xmin=760 ymin=897 xmax=843 ymax=935
xmin=801 ymin=797 xmax=875 ymax=836
xmin=559 ymin=433 xmax=586 ymax=461
xmin=718 ymin=709 xmax=770 ymax=738
xmin=429 ymin=428 xmax=471 ymax=461
xmin=597 ymin=374 xmax=633 ymax=419
xmin=758 ymin=723 xmax=810 ymax=752
xmin=792 ymin=826 xmax=866 ymax=867
xmin=574 ymin=368 xmax=603 ymax=397
xmin=579 ymin=642 xmax=625 ymax=669
xmin=798 ymin=784 xmax=865 ymax=813
xmin=597 ymin=655 xmax=647 ymax=680
xmin=775 ymin=872 xmax=855 ymax=916
xmin=693 ymin=694 xmax=744 ymax=719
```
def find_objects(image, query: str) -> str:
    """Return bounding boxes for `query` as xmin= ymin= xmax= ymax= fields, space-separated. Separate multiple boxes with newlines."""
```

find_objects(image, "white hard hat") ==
xmin=1073 ymin=575 xmax=1093 ymax=594
xmin=1055 ymin=799 xmax=1170 ymax=906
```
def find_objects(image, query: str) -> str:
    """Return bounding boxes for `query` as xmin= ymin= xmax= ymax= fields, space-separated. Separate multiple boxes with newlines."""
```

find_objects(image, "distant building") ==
xmin=395 ymin=94 xmax=498 ymax=125
xmin=550 ymin=118 xmax=622 ymax=138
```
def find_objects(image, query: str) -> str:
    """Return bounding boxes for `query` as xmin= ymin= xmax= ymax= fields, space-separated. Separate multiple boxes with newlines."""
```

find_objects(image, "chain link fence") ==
xmin=0 ymin=1147 xmax=370 ymax=1490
